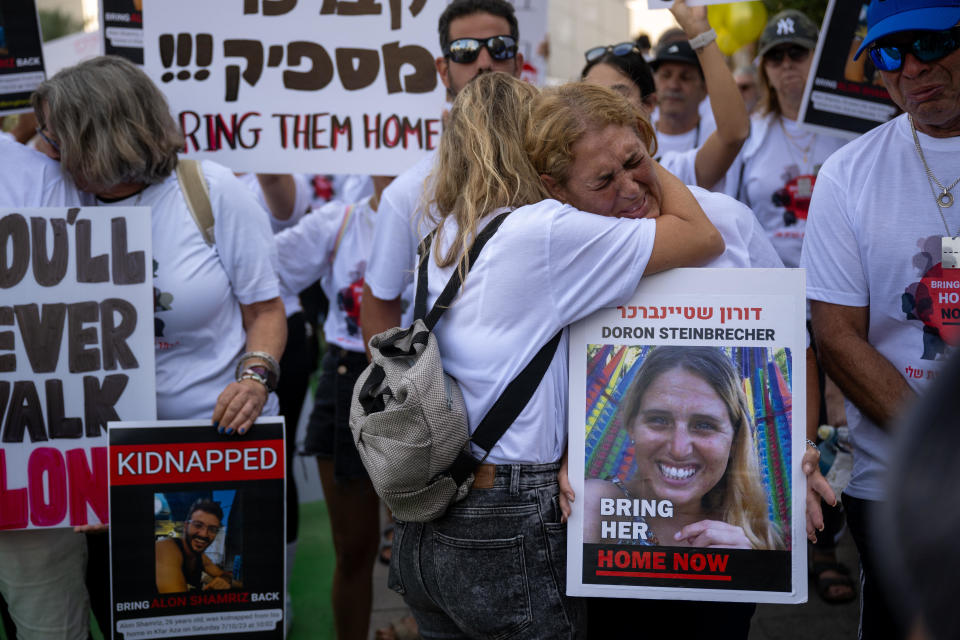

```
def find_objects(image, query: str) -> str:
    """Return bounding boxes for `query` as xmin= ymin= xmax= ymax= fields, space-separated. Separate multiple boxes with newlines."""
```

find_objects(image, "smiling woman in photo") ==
xmin=584 ymin=346 xmax=783 ymax=550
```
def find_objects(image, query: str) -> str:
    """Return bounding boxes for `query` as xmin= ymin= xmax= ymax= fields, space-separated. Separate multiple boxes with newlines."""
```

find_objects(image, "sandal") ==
xmin=374 ymin=615 xmax=420 ymax=640
xmin=379 ymin=525 xmax=394 ymax=566
xmin=810 ymin=561 xmax=857 ymax=604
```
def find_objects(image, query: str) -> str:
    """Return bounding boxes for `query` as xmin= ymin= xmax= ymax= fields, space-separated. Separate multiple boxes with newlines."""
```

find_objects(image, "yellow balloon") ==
xmin=707 ymin=4 xmax=730 ymax=31
xmin=727 ymin=2 xmax=769 ymax=45
xmin=716 ymin=29 xmax=743 ymax=56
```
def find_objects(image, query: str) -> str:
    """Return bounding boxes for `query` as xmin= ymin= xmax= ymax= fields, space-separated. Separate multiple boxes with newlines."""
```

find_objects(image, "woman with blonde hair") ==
xmin=384 ymin=71 xmax=722 ymax=639
xmin=584 ymin=346 xmax=783 ymax=550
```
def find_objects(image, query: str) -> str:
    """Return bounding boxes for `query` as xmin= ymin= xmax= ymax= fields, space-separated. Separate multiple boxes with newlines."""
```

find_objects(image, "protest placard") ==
xmin=43 ymin=30 xmax=101 ymax=77
xmin=0 ymin=206 xmax=155 ymax=530
xmin=509 ymin=0 xmax=548 ymax=86
xmin=141 ymin=0 xmax=447 ymax=175
xmin=798 ymin=0 xmax=898 ymax=139
xmin=102 ymin=0 xmax=143 ymax=64
xmin=566 ymin=268 xmax=807 ymax=604
xmin=0 ymin=0 xmax=45 ymax=116
xmin=109 ymin=418 xmax=286 ymax=639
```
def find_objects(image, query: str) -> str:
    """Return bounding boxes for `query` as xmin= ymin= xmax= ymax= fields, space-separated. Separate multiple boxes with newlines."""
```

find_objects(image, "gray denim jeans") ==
xmin=388 ymin=462 xmax=586 ymax=640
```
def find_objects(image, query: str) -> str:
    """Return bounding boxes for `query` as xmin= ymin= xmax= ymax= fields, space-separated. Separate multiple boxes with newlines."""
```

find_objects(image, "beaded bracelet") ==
xmin=805 ymin=439 xmax=819 ymax=454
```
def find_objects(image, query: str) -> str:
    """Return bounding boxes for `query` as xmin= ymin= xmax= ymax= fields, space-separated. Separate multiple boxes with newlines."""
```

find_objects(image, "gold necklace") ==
xmin=779 ymin=117 xmax=816 ymax=166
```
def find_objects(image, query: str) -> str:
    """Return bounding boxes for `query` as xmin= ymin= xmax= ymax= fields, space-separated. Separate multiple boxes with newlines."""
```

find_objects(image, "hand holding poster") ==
xmin=109 ymin=419 xmax=286 ymax=638
xmin=1 ymin=207 xmax=154 ymax=530
xmin=142 ymin=0 xmax=446 ymax=174
xmin=566 ymin=269 xmax=806 ymax=603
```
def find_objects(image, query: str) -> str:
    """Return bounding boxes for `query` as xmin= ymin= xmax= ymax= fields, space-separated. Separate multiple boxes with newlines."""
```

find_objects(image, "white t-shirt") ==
xmin=653 ymin=113 xmax=717 ymax=156
xmin=658 ymin=149 xmax=698 ymax=186
xmin=427 ymin=200 xmax=657 ymax=465
xmin=275 ymin=197 xmax=382 ymax=352
xmin=802 ymin=113 xmax=960 ymax=500
xmin=0 ymin=138 xmax=82 ymax=206
xmin=94 ymin=161 xmax=281 ymax=420
xmin=331 ymin=174 xmax=374 ymax=205
xmin=237 ymin=172 xmax=312 ymax=317
xmin=692 ymin=186 xmax=783 ymax=269
xmin=364 ymin=151 xmax=436 ymax=301
xmin=735 ymin=114 xmax=846 ymax=268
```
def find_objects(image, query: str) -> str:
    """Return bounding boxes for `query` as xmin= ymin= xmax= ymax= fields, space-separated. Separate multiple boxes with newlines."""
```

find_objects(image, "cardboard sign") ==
xmin=109 ymin=419 xmax=286 ymax=639
xmin=509 ymin=0 xmax=548 ymax=87
xmin=0 ymin=206 xmax=155 ymax=530
xmin=102 ymin=0 xmax=144 ymax=65
xmin=798 ymin=0 xmax=899 ymax=140
xmin=142 ymin=0 xmax=447 ymax=174
xmin=0 ymin=0 xmax=45 ymax=116
xmin=566 ymin=269 xmax=807 ymax=604
xmin=43 ymin=30 xmax=101 ymax=77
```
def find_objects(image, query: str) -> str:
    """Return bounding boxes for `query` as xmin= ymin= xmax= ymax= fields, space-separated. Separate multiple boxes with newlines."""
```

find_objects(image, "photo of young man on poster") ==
xmin=583 ymin=346 xmax=785 ymax=551
xmin=155 ymin=493 xmax=241 ymax=594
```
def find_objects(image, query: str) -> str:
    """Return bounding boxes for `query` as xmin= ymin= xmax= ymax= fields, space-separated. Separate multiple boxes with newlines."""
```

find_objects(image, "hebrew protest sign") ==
xmin=0 ymin=206 xmax=155 ymax=530
xmin=142 ymin=0 xmax=447 ymax=174
xmin=798 ymin=0 xmax=899 ymax=140
xmin=566 ymin=269 xmax=807 ymax=604
xmin=0 ymin=0 xmax=45 ymax=115
xmin=109 ymin=418 xmax=286 ymax=639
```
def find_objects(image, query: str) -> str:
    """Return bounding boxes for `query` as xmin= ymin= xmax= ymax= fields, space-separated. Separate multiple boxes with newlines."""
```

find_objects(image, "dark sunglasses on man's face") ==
xmin=444 ymin=35 xmax=517 ymax=64
xmin=764 ymin=45 xmax=810 ymax=65
xmin=868 ymin=27 xmax=960 ymax=72
xmin=585 ymin=42 xmax=637 ymax=63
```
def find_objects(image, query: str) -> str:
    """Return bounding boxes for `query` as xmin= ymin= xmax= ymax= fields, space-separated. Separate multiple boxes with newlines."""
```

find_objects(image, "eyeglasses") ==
xmin=764 ymin=45 xmax=810 ymax=65
xmin=186 ymin=520 xmax=221 ymax=536
xmin=35 ymin=126 xmax=60 ymax=153
xmin=868 ymin=27 xmax=960 ymax=72
xmin=585 ymin=42 xmax=638 ymax=63
xmin=444 ymin=36 xmax=517 ymax=64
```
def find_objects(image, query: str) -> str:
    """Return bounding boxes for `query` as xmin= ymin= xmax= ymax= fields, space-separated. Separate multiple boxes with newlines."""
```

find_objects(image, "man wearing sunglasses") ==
xmin=156 ymin=499 xmax=235 ymax=593
xmin=361 ymin=0 xmax=523 ymax=348
xmin=802 ymin=1 xmax=960 ymax=638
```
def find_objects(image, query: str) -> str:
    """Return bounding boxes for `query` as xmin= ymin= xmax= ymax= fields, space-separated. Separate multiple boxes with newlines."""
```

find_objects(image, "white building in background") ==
xmin=546 ymin=0 xmax=678 ymax=84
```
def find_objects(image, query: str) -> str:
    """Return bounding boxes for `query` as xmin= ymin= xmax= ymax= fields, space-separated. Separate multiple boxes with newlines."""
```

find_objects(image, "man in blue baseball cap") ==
xmin=802 ymin=1 xmax=960 ymax=638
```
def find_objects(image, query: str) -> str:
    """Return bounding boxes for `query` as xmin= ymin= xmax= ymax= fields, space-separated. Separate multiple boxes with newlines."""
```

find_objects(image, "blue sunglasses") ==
xmin=868 ymin=27 xmax=960 ymax=72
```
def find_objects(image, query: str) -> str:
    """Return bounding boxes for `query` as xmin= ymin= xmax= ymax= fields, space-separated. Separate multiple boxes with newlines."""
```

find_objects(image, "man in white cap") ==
xmin=802 ymin=1 xmax=960 ymax=638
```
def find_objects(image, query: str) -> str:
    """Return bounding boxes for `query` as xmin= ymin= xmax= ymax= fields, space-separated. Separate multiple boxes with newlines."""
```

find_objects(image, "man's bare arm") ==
xmin=360 ymin=284 xmax=402 ymax=360
xmin=155 ymin=539 xmax=188 ymax=593
xmin=810 ymin=301 xmax=914 ymax=430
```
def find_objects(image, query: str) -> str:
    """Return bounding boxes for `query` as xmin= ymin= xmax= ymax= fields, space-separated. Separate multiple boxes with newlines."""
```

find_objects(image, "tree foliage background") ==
xmin=762 ymin=0 xmax=829 ymax=26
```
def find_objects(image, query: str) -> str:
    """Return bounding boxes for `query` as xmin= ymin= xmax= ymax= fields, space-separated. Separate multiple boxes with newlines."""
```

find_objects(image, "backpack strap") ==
xmin=329 ymin=202 xmax=357 ymax=265
xmin=176 ymin=158 xmax=215 ymax=246
xmin=418 ymin=211 xmax=511 ymax=330
xmin=447 ymin=328 xmax=563 ymax=486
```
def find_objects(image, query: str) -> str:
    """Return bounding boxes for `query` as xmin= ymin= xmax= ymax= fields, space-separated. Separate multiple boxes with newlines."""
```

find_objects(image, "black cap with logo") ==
xmin=757 ymin=10 xmax=819 ymax=58
xmin=650 ymin=39 xmax=702 ymax=74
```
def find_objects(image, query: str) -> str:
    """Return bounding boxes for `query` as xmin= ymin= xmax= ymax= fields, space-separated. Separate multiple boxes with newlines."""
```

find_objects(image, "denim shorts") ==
xmin=388 ymin=462 xmax=586 ymax=639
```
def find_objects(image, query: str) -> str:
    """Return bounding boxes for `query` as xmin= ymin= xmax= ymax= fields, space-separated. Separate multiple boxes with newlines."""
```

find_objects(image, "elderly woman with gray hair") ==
xmin=32 ymin=56 xmax=286 ymax=432
xmin=32 ymin=54 xmax=287 ymax=635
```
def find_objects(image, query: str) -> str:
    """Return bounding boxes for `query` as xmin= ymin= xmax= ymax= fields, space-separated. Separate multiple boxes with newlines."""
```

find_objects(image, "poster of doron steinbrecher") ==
xmin=566 ymin=268 xmax=807 ymax=604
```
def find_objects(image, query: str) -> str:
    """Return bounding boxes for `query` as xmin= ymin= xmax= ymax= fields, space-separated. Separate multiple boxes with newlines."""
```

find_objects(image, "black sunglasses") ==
xmin=764 ymin=45 xmax=810 ymax=65
xmin=444 ymin=35 xmax=517 ymax=64
xmin=585 ymin=42 xmax=637 ymax=63
xmin=868 ymin=27 xmax=960 ymax=72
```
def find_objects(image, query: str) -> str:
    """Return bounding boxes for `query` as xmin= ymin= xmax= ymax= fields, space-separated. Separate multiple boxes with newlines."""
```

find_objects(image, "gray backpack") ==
xmin=349 ymin=212 xmax=561 ymax=521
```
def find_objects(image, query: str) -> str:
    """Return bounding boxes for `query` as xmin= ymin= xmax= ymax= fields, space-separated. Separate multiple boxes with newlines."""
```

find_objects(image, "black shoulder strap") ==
xmin=414 ymin=211 xmax=511 ymax=329
xmin=447 ymin=328 xmax=563 ymax=486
